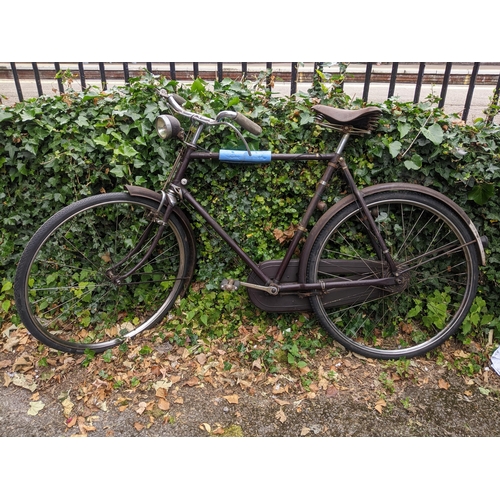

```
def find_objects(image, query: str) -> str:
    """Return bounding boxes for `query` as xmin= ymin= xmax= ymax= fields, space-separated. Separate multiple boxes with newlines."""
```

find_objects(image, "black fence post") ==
xmin=439 ymin=62 xmax=452 ymax=108
xmin=99 ymin=63 xmax=107 ymax=91
xmin=413 ymin=62 xmax=426 ymax=103
xmin=10 ymin=63 xmax=23 ymax=102
xmin=53 ymin=63 xmax=65 ymax=94
xmin=266 ymin=62 xmax=273 ymax=90
xmin=462 ymin=62 xmax=480 ymax=122
xmin=193 ymin=63 xmax=199 ymax=79
xmin=362 ymin=63 xmax=373 ymax=102
xmin=123 ymin=63 xmax=130 ymax=83
xmin=32 ymin=63 xmax=43 ymax=96
xmin=290 ymin=62 xmax=298 ymax=94
xmin=78 ymin=63 xmax=86 ymax=89
xmin=388 ymin=62 xmax=399 ymax=98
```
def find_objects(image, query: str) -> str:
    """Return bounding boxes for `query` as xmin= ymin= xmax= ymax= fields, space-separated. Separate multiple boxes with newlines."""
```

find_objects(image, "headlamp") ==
xmin=155 ymin=115 xmax=182 ymax=140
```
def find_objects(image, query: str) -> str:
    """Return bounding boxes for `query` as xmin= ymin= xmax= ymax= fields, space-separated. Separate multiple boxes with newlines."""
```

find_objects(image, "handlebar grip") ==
xmin=234 ymin=113 xmax=262 ymax=136
xmin=170 ymin=94 xmax=186 ymax=106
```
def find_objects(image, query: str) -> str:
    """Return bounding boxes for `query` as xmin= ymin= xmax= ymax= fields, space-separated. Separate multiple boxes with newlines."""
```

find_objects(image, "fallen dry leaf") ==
xmin=3 ymin=335 xmax=21 ymax=351
xmin=252 ymin=358 xmax=262 ymax=370
xmin=11 ymin=373 xmax=37 ymax=392
xmin=274 ymin=398 xmax=290 ymax=406
xmin=326 ymin=386 xmax=339 ymax=398
xmin=136 ymin=402 xmax=148 ymax=415
xmin=156 ymin=387 xmax=168 ymax=399
xmin=134 ymin=422 xmax=144 ymax=431
xmin=27 ymin=401 xmax=45 ymax=416
xmin=200 ymin=423 xmax=211 ymax=433
xmin=62 ymin=398 xmax=74 ymax=417
xmin=66 ymin=416 xmax=78 ymax=428
xmin=301 ymin=427 xmax=311 ymax=436
xmin=77 ymin=416 xmax=96 ymax=433
xmin=223 ymin=394 xmax=239 ymax=404
xmin=438 ymin=379 xmax=450 ymax=390
xmin=157 ymin=398 xmax=170 ymax=411
xmin=375 ymin=399 xmax=387 ymax=414
xmin=185 ymin=377 xmax=200 ymax=387
xmin=196 ymin=353 xmax=207 ymax=365
xmin=272 ymin=384 xmax=287 ymax=395
xmin=276 ymin=408 xmax=287 ymax=423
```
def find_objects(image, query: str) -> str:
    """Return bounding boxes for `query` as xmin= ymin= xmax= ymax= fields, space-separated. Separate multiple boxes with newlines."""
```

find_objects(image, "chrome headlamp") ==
xmin=155 ymin=114 xmax=183 ymax=140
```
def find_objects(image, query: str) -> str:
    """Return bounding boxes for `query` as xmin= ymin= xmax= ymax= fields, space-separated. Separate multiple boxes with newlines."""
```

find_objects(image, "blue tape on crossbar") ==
xmin=219 ymin=149 xmax=272 ymax=163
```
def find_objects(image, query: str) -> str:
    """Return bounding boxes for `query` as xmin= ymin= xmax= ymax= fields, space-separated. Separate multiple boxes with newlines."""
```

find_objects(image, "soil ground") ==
xmin=2 ymin=323 xmax=500 ymax=438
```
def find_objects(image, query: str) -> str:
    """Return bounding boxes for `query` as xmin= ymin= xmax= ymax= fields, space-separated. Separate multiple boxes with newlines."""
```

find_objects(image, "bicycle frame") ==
xmin=145 ymin=135 xmax=401 ymax=296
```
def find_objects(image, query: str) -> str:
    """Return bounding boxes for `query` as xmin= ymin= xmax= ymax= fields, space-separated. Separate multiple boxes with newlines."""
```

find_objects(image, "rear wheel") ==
xmin=15 ymin=193 xmax=196 ymax=353
xmin=306 ymin=191 xmax=479 ymax=359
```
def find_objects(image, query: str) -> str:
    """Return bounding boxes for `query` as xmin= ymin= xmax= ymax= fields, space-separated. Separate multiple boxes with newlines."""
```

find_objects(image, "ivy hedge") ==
xmin=1 ymin=70 xmax=499 ymax=341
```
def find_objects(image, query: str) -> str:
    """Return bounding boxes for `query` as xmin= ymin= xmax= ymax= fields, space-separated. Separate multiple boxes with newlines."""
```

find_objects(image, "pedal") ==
xmin=220 ymin=279 xmax=240 ymax=292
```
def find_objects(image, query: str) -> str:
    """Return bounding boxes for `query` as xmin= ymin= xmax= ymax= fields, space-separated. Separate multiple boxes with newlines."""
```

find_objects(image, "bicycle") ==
xmin=14 ymin=89 xmax=488 ymax=360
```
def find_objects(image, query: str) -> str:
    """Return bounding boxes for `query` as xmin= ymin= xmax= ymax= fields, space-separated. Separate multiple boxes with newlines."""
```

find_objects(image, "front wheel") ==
xmin=14 ymin=193 xmax=196 ymax=354
xmin=306 ymin=191 xmax=479 ymax=359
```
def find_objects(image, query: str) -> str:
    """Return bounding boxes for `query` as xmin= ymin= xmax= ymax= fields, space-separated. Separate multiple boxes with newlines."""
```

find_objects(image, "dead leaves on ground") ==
xmin=2 ymin=322 xmax=500 ymax=434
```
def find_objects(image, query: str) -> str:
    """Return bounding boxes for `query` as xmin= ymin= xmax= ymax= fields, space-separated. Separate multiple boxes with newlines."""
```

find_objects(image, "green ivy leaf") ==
xmin=422 ymin=123 xmax=444 ymax=145
xmin=114 ymin=144 xmax=138 ymax=158
xmin=388 ymin=141 xmax=402 ymax=158
xmin=397 ymin=121 xmax=411 ymax=139
xmin=468 ymin=183 xmax=495 ymax=205
xmin=0 ymin=109 xmax=13 ymax=123
xmin=94 ymin=134 xmax=110 ymax=146
xmin=404 ymin=154 xmax=423 ymax=170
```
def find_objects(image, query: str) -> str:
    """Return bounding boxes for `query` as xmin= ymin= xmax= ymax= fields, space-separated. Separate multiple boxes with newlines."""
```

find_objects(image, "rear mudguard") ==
xmin=298 ymin=183 xmax=487 ymax=284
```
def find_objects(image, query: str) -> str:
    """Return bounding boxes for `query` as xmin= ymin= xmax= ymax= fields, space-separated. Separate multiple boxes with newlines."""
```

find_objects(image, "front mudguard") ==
xmin=297 ymin=183 xmax=487 ymax=284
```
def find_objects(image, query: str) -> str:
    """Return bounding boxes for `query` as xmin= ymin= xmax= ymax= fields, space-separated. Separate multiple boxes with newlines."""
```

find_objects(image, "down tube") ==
xmin=180 ymin=187 xmax=270 ymax=284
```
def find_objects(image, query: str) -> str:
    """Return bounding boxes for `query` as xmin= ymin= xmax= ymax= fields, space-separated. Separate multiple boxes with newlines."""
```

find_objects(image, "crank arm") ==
xmin=221 ymin=279 xmax=280 ymax=296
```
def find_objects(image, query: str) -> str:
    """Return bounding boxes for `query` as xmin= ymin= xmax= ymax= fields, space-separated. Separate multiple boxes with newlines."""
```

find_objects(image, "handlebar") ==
xmin=158 ymin=89 xmax=262 ymax=136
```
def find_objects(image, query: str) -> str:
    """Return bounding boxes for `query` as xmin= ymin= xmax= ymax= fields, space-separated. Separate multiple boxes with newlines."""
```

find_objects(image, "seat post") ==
xmin=335 ymin=132 xmax=351 ymax=155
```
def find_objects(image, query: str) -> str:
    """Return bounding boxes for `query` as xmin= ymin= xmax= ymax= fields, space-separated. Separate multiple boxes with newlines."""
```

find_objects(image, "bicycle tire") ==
xmin=306 ymin=191 xmax=479 ymax=359
xmin=14 ymin=192 xmax=196 ymax=354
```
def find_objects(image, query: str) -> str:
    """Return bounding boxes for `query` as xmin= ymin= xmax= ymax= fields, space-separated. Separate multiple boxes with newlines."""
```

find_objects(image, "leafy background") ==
xmin=1 ymin=69 xmax=499 ymax=347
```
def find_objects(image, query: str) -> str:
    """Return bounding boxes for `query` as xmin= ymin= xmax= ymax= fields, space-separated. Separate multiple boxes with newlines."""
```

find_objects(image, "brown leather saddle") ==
xmin=312 ymin=105 xmax=382 ymax=133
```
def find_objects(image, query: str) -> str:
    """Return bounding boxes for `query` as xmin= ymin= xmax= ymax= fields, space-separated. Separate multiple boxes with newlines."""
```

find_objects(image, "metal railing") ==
xmin=1 ymin=62 xmax=500 ymax=123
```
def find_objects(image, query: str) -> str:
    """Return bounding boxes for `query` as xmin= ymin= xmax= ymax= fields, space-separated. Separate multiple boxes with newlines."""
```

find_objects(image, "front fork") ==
xmin=105 ymin=191 xmax=175 ymax=284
